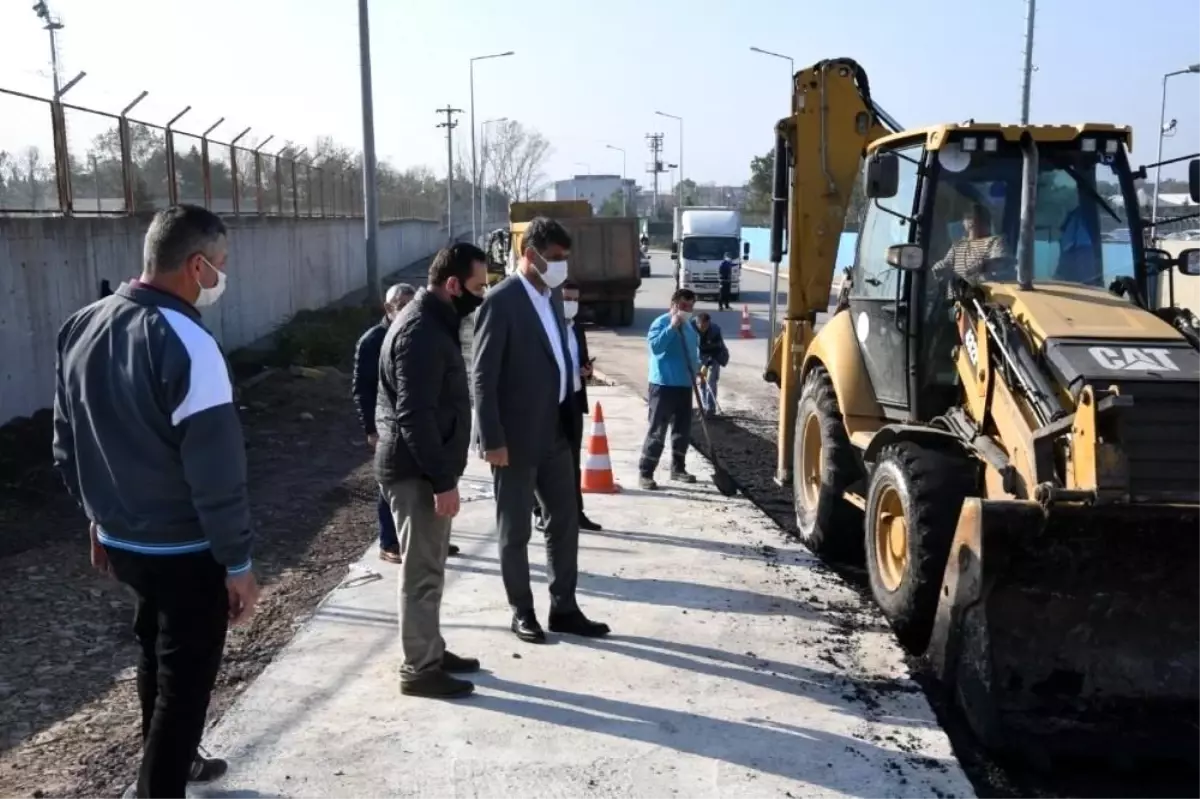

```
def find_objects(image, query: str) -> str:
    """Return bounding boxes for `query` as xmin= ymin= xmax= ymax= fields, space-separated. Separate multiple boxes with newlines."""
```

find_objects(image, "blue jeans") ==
xmin=377 ymin=491 xmax=399 ymax=551
xmin=700 ymin=363 xmax=721 ymax=412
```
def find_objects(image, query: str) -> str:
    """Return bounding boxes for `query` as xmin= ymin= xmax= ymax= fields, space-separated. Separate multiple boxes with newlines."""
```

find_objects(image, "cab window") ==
xmin=853 ymin=145 xmax=922 ymax=299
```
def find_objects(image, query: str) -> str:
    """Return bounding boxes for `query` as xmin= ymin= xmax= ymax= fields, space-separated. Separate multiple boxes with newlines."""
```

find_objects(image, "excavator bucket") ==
xmin=928 ymin=498 xmax=1200 ymax=768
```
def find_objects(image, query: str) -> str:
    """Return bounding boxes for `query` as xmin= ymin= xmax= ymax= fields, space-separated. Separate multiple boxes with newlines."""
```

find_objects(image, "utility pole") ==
xmin=32 ymin=1 xmax=63 ymax=98
xmin=356 ymin=0 xmax=381 ymax=305
xmin=645 ymin=133 xmax=665 ymax=218
xmin=1019 ymin=0 xmax=1036 ymax=124
xmin=436 ymin=106 xmax=463 ymax=242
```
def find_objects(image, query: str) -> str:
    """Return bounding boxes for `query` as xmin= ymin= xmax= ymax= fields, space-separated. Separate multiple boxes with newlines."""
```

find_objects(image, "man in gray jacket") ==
xmin=473 ymin=217 xmax=610 ymax=644
xmin=53 ymin=204 xmax=258 ymax=798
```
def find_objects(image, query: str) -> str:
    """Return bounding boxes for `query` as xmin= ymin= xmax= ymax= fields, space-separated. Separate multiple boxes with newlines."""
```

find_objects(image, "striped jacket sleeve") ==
xmin=159 ymin=308 xmax=253 ymax=574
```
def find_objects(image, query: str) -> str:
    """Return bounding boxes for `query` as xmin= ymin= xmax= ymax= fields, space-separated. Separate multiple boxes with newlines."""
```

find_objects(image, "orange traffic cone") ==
xmin=739 ymin=305 xmax=754 ymax=339
xmin=580 ymin=403 xmax=621 ymax=494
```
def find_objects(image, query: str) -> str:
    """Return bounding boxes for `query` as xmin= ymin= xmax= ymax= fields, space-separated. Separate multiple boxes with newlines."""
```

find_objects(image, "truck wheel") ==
xmin=592 ymin=302 xmax=612 ymax=327
xmin=793 ymin=367 xmax=863 ymax=563
xmin=617 ymin=299 xmax=635 ymax=327
xmin=865 ymin=441 xmax=973 ymax=653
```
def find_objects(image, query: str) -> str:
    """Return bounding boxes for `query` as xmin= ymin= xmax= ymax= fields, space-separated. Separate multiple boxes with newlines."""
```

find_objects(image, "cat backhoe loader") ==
xmin=764 ymin=58 xmax=1200 ymax=764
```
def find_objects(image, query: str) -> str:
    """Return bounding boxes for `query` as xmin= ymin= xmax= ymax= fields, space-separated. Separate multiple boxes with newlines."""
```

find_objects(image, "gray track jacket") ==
xmin=52 ymin=281 xmax=252 ymax=574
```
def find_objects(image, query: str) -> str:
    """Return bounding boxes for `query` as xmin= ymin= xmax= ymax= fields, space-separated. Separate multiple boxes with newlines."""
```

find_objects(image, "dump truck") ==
xmin=763 ymin=57 xmax=1200 ymax=767
xmin=506 ymin=200 xmax=640 ymax=327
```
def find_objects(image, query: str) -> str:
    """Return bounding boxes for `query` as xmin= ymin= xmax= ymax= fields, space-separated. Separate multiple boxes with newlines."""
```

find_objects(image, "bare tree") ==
xmin=486 ymin=121 xmax=552 ymax=202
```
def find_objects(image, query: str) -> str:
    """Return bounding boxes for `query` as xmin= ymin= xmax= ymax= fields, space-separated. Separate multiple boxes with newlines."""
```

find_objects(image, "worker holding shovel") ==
xmin=691 ymin=312 xmax=729 ymax=417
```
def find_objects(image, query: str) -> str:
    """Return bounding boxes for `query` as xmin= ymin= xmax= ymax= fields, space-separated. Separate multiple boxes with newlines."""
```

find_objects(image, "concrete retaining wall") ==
xmin=0 ymin=215 xmax=459 ymax=425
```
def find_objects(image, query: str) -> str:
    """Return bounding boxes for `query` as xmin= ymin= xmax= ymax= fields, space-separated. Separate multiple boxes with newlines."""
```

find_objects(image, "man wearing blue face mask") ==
xmin=473 ymin=217 xmax=610 ymax=645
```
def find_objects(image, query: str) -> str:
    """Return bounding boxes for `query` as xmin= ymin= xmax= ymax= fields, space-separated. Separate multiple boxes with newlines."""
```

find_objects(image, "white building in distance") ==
xmin=547 ymin=175 xmax=636 ymax=214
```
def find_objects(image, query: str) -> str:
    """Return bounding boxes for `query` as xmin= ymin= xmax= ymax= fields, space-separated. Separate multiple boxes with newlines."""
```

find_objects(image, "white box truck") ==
xmin=670 ymin=207 xmax=749 ymax=300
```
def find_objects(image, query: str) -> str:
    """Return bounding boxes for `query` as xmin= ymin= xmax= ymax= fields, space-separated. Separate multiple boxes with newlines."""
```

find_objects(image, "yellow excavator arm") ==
xmin=764 ymin=58 xmax=898 ymax=484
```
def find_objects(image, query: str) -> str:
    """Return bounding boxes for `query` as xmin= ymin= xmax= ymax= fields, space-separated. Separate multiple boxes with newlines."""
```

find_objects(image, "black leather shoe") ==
xmin=400 ymin=670 xmax=474 ymax=699
xmin=579 ymin=515 xmax=602 ymax=531
xmin=548 ymin=610 xmax=611 ymax=638
xmin=442 ymin=651 xmax=480 ymax=673
xmin=448 ymin=543 xmax=460 ymax=556
xmin=511 ymin=612 xmax=546 ymax=643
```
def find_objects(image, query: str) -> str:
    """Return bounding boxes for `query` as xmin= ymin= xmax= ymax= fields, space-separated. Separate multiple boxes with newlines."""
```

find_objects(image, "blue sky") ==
xmin=1 ymin=0 xmax=1197 ymax=188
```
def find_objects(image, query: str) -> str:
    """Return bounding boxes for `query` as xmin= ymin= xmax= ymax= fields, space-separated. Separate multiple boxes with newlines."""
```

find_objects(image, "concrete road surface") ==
xmin=199 ymin=385 xmax=971 ymax=798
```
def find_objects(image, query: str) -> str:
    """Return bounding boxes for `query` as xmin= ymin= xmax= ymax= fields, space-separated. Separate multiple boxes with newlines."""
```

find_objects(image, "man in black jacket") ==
xmin=353 ymin=283 xmax=413 ymax=563
xmin=375 ymin=243 xmax=487 ymax=699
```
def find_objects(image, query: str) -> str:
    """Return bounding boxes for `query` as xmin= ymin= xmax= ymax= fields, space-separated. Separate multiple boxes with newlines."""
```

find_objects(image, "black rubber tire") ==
xmin=792 ymin=367 xmax=864 ymax=563
xmin=865 ymin=441 xmax=973 ymax=654
xmin=617 ymin=299 xmax=635 ymax=327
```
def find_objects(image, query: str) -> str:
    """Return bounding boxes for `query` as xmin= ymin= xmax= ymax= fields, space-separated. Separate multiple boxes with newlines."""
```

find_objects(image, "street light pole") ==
xmin=1019 ymin=0 xmax=1036 ymax=124
xmin=1152 ymin=63 xmax=1200 ymax=227
xmin=606 ymin=144 xmax=627 ymax=215
xmin=655 ymin=111 xmax=683 ymax=207
xmin=749 ymin=46 xmax=794 ymax=107
xmin=470 ymin=51 xmax=514 ymax=245
xmin=356 ymin=0 xmax=381 ymax=304
xmin=480 ymin=116 xmax=507 ymax=231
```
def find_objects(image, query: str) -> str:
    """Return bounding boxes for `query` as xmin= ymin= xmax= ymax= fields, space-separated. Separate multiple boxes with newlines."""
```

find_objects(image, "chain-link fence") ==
xmin=0 ymin=86 xmax=441 ymax=221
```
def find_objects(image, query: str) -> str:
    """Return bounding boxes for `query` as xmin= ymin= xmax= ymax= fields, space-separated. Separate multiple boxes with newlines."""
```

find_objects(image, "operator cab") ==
xmin=848 ymin=125 xmax=1173 ymax=420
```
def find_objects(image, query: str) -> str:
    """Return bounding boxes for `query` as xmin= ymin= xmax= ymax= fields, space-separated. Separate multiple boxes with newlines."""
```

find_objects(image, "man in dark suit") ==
xmin=473 ymin=217 xmax=611 ymax=644
xmin=533 ymin=279 xmax=601 ymax=533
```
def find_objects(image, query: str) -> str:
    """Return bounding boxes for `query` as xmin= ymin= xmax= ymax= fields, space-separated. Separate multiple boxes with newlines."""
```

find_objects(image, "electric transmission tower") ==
xmin=436 ymin=105 xmax=463 ymax=241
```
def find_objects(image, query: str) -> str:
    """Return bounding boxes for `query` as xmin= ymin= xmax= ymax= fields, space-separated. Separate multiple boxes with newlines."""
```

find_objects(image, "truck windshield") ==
xmin=926 ymin=139 xmax=1137 ymax=291
xmin=682 ymin=236 xmax=739 ymax=261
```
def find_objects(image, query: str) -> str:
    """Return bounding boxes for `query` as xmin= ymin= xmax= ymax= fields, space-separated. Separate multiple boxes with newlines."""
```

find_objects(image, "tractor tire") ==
xmin=793 ymin=367 xmax=864 ymax=563
xmin=865 ymin=441 xmax=973 ymax=653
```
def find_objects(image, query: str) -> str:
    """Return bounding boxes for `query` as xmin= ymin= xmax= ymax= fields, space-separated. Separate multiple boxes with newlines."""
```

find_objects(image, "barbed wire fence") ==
xmin=0 ymin=86 xmax=445 ymax=222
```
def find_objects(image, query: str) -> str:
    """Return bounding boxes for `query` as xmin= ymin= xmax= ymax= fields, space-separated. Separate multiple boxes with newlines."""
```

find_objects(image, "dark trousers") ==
xmin=639 ymin=383 xmax=692 ymax=477
xmin=494 ymin=400 xmax=581 ymax=615
xmin=377 ymin=490 xmax=399 ymax=551
xmin=719 ymin=280 xmax=732 ymax=309
xmin=104 ymin=548 xmax=229 ymax=799
xmin=535 ymin=406 xmax=585 ymax=520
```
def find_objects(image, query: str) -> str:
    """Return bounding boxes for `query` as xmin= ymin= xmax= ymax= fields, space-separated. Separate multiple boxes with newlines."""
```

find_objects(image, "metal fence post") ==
xmin=165 ymin=105 xmax=190 ymax=207
xmin=251 ymin=135 xmax=273 ymax=214
xmin=199 ymin=117 xmax=224 ymax=209
xmin=49 ymin=99 xmax=72 ymax=214
xmin=229 ymin=127 xmax=251 ymax=215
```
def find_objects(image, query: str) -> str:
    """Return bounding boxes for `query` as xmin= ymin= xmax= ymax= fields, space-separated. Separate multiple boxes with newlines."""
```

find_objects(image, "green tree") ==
xmin=677 ymin=178 xmax=698 ymax=206
xmin=599 ymin=189 xmax=625 ymax=216
xmin=744 ymin=149 xmax=774 ymax=215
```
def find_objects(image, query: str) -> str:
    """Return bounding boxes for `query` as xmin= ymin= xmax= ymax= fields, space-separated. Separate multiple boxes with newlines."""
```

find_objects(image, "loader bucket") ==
xmin=927 ymin=498 xmax=1199 ymax=768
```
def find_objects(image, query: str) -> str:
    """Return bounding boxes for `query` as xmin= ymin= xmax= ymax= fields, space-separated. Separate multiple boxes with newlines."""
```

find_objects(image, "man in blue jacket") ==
xmin=354 ymin=283 xmax=414 ymax=563
xmin=639 ymin=288 xmax=699 ymax=490
xmin=693 ymin=312 xmax=730 ymax=416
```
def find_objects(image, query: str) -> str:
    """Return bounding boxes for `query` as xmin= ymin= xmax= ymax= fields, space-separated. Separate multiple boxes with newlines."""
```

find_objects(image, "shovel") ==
xmin=678 ymin=331 xmax=738 ymax=497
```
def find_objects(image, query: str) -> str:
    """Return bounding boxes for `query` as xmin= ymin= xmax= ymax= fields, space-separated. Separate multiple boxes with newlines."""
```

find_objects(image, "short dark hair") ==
xmin=562 ymin=279 xmax=580 ymax=291
xmin=143 ymin=204 xmax=227 ymax=275
xmin=429 ymin=242 xmax=487 ymax=286
xmin=695 ymin=311 xmax=711 ymax=323
xmin=524 ymin=217 xmax=572 ymax=254
xmin=671 ymin=288 xmax=696 ymax=305
xmin=965 ymin=202 xmax=991 ymax=225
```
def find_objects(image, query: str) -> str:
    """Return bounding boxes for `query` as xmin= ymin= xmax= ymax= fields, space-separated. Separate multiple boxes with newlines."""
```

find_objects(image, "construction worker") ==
xmin=638 ymin=289 xmax=700 ymax=490
xmin=692 ymin=312 xmax=729 ymax=416
xmin=717 ymin=253 xmax=735 ymax=311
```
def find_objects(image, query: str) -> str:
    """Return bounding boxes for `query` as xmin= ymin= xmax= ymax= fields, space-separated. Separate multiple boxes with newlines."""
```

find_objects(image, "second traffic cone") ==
xmin=581 ymin=403 xmax=620 ymax=494
xmin=739 ymin=305 xmax=754 ymax=339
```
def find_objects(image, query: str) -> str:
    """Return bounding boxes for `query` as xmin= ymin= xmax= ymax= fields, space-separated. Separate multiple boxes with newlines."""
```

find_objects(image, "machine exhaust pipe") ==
xmin=1016 ymin=132 xmax=1038 ymax=291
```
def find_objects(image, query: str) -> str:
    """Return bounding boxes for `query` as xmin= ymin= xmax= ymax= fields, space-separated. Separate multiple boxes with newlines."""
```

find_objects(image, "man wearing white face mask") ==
xmin=473 ymin=217 xmax=611 ymax=644
xmin=532 ymin=279 xmax=601 ymax=533
xmin=53 ymin=205 xmax=256 ymax=798
xmin=638 ymin=288 xmax=700 ymax=490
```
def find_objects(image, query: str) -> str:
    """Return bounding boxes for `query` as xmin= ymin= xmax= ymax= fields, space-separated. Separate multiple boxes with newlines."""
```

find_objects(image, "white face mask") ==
xmin=195 ymin=256 xmax=228 ymax=308
xmin=540 ymin=257 xmax=569 ymax=289
xmin=677 ymin=309 xmax=693 ymax=322
xmin=563 ymin=300 xmax=579 ymax=320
